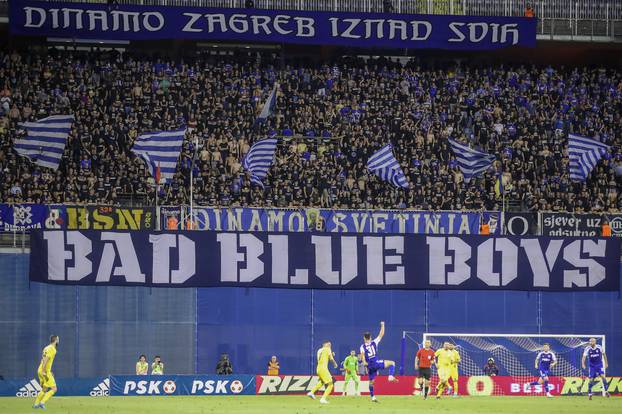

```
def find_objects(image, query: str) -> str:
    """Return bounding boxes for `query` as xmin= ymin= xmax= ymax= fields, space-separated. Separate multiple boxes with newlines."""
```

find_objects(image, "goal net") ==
xmin=402 ymin=332 xmax=605 ymax=396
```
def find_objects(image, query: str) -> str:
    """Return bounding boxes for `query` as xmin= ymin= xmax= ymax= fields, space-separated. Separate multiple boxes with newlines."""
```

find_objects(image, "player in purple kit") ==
xmin=581 ymin=337 xmax=610 ymax=399
xmin=359 ymin=321 xmax=398 ymax=402
xmin=529 ymin=343 xmax=557 ymax=397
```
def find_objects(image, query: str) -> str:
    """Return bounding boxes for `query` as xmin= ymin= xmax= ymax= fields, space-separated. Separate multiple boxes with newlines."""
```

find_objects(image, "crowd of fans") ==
xmin=0 ymin=48 xmax=621 ymax=212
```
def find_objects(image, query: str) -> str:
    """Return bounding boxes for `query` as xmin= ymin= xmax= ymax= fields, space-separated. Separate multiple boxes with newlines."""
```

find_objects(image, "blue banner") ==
xmin=0 ymin=204 xmax=500 ymax=234
xmin=0 ymin=204 xmax=50 ymax=231
xmin=10 ymin=1 xmax=536 ymax=50
xmin=29 ymin=230 xmax=620 ymax=291
xmin=164 ymin=207 xmax=501 ymax=234
xmin=0 ymin=204 xmax=158 ymax=231
xmin=0 ymin=377 xmax=109 ymax=397
xmin=109 ymin=375 xmax=255 ymax=396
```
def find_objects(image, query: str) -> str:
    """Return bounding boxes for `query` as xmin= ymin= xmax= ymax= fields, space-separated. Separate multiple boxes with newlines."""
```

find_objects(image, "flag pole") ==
xmin=155 ymin=162 xmax=161 ymax=231
xmin=502 ymin=174 xmax=505 ymax=214
xmin=189 ymin=136 xmax=198 ymax=230
xmin=155 ymin=181 xmax=160 ymax=231
xmin=189 ymin=164 xmax=193 ymax=230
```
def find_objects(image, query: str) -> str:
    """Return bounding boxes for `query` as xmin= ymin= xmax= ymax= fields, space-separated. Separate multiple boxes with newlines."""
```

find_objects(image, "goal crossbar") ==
xmin=399 ymin=331 xmax=606 ymax=377
xmin=420 ymin=332 xmax=605 ymax=351
xmin=421 ymin=333 xmax=605 ymax=340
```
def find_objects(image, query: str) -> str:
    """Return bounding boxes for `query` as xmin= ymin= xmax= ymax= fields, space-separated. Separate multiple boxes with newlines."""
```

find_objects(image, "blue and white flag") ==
xmin=568 ymin=133 xmax=610 ymax=181
xmin=131 ymin=129 xmax=186 ymax=183
xmin=242 ymin=137 xmax=278 ymax=187
xmin=332 ymin=65 xmax=341 ymax=79
xmin=14 ymin=115 xmax=74 ymax=170
xmin=448 ymin=138 xmax=495 ymax=183
xmin=255 ymin=83 xmax=278 ymax=125
xmin=367 ymin=144 xmax=409 ymax=189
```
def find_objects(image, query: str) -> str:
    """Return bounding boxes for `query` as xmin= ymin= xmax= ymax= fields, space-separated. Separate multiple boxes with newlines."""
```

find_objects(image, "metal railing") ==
xmin=1 ymin=0 xmax=621 ymax=40
xmin=0 ymin=228 xmax=28 ymax=250
xmin=3 ymin=0 xmax=621 ymax=18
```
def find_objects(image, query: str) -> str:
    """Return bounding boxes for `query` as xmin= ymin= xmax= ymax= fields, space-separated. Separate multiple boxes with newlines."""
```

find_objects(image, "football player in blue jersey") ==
xmin=581 ymin=337 xmax=610 ymax=399
xmin=359 ymin=322 xmax=398 ymax=402
xmin=529 ymin=343 xmax=557 ymax=397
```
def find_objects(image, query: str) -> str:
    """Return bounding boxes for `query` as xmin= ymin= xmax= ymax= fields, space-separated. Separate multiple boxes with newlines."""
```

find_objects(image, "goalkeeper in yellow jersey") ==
xmin=434 ymin=342 xmax=453 ymax=399
xmin=34 ymin=335 xmax=59 ymax=410
xmin=447 ymin=343 xmax=461 ymax=397
xmin=307 ymin=341 xmax=338 ymax=404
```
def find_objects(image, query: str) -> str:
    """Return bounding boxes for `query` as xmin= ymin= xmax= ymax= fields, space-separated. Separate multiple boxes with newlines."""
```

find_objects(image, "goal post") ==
xmin=401 ymin=332 xmax=606 ymax=396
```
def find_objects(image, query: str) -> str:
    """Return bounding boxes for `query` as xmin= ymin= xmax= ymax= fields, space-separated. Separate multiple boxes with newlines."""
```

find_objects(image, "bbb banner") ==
xmin=29 ymin=230 xmax=621 ymax=291
xmin=0 ymin=204 xmax=50 ymax=231
xmin=542 ymin=212 xmax=622 ymax=238
xmin=503 ymin=212 xmax=538 ymax=235
xmin=10 ymin=0 xmax=536 ymax=50
xmin=62 ymin=205 xmax=156 ymax=230
xmin=163 ymin=207 xmax=500 ymax=234
xmin=109 ymin=375 xmax=255 ymax=396
xmin=0 ymin=204 xmax=155 ymax=231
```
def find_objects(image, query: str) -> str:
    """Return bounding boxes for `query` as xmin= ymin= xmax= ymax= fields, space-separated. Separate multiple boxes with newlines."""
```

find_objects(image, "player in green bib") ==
xmin=341 ymin=350 xmax=360 ymax=396
xmin=136 ymin=355 xmax=148 ymax=375
xmin=151 ymin=356 xmax=164 ymax=375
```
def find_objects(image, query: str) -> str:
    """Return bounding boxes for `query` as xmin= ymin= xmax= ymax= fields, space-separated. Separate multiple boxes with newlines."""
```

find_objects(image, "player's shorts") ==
xmin=417 ymin=367 xmax=431 ymax=380
xmin=317 ymin=368 xmax=333 ymax=384
xmin=368 ymin=360 xmax=385 ymax=381
xmin=344 ymin=372 xmax=360 ymax=382
xmin=539 ymin=369 xmax=550 ymax=378
xmin=450 ymin=368 xmax=459 ymax=380
xmin=437 ymin=366 xmax=450 ymax=382
xmin=589 ymin=365 xmax=604 ymax=378
xmin=38 ymin=371 xmax=56 ymax=389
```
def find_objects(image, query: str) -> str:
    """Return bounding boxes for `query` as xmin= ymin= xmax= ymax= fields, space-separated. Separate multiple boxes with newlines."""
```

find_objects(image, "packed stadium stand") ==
xmin=0 ymin=1 xmax=622 ymax=411
xmin=1 ymin=50 xmax=621 ymax=211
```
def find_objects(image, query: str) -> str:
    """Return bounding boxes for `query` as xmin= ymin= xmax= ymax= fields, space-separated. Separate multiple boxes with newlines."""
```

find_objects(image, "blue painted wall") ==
xmin=1 ymin=254 xmax=620 ymax=378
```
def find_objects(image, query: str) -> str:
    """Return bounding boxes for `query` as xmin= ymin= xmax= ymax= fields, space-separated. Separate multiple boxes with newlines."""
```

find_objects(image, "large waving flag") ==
xmin=242 ymin=137 xmax=278 ymax=187
xmin=568 ymin=133 xmax=610 ymax=181
xmin=131 ymin=129 xmax=186 ymax=183
xmin=448 ymin=138 xmax=495 ymax=183
xmin=367 ymin=143 xmax=409 ymax=189
xmin=255 ymin=83 xmax=278 ymax=125
xmin=14 ymin=115 xmax=74 ymax=170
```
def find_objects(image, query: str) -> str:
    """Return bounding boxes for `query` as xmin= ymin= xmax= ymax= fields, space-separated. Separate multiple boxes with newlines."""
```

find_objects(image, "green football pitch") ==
xmin=0 ymin=396 xmax=620 ymax=414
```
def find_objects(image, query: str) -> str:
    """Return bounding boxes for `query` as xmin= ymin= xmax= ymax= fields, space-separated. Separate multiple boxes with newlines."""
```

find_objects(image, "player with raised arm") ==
xmin=307 ymin=341 xmax=338 ymax=404
xmin=360 ymin=321 xmax=398 ymax=402
xmin=414 ymin=340 xmax=435 ymax=399
xmin=33 ymin=335 xmax=59 ymax=410
xmin=529 ymin=343 xmax=557 ymax=397
xmin=582 ymin=337 xmax=610 ymax=399
xmin=434 ymin=342 xmax=452 ymax=399
xmin=446 ymin=343 xmax=461 ymax=397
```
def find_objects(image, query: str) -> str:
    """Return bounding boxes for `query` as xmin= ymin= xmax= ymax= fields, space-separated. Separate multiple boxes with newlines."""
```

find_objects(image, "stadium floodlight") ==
xmin=401 ymin=332 xmax=606 ymax=396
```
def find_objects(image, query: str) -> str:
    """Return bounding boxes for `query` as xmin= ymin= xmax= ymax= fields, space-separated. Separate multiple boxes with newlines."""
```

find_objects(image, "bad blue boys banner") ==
xmin=109 ymin=375 xmax=255 ymax=396
xmin=163 ymin=207 xmax=500 ymax=234
xmin=29 ymin=230 xmax=620 ymax=291
xmin=10 ymin=1 xmax=536 ymax=50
